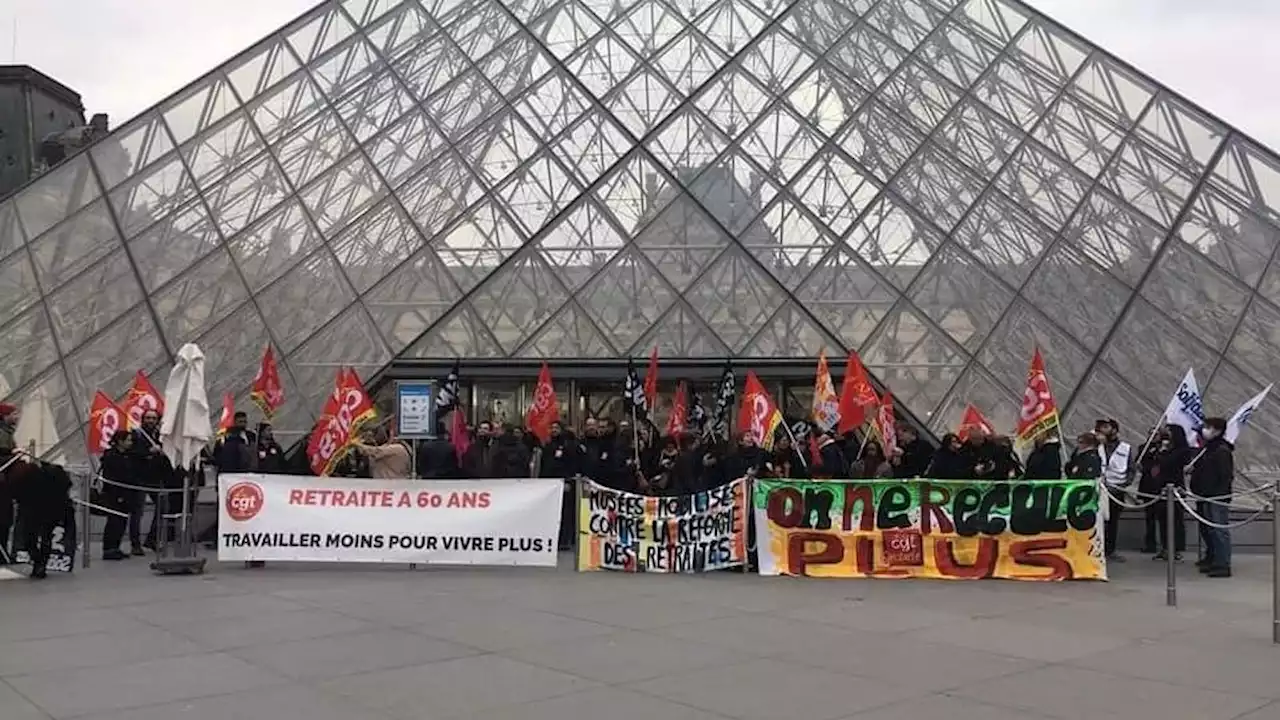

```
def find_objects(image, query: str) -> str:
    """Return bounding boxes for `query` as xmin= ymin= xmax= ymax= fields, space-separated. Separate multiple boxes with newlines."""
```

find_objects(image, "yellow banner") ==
xmin=754 ymin=479 xmax=1106 ymax=581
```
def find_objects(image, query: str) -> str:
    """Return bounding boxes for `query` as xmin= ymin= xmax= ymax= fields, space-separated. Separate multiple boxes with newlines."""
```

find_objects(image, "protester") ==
xmin=964 ymin=431 xmax=996 ymax=479
xmin=853 ymin=440 xmax=893 ymax=478
xmin=462 ymin=421 xmax=500 ymax=478
xmin=1022 ymin=432 xmax=1062 ymax=480
xmin=1064 ymin=432 xmax=1103 ymax=479
xmin=811 ymin=430 xmax=847 ymax=479
xmin=723 ymin=431 xmax=768 ymax=482
xmin=927 ymin=433 xmax=970 ymax=479
xmin=770 ymin=433 xmax=806 ymax=479
xmin=1189 ymin=417 xmax=1234 ymax=578
xmin=254 ymin=423 xmax=287 ymax=474
xmin=418 ymin=419 xmax=461 ymax=479
xmin=1140 ymin=424 xmax=1189 ymax=561
xmin=0 ymin=403 xmax=17 ymax=563
xmin=130 ymin=409 xmax=174 ymax=550
xmin=99 ymin=430 xmax=137 ymax=561
xmin=892 ymin=425 xmax=933 ymax=478
xmin=212 ymin=411 xmax=256 ymax=473
xmin=352 ymin=426 xmax=412 ymax=479
xmin=1095 ymin=418 xmax=1133 ymax=562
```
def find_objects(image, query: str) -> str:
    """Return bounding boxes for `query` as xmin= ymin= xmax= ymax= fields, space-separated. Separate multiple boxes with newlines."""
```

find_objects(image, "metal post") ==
xmin=742 ymin=474 xmax=752 ymax=575
xmin=410 ymin=438 xmax=417 ymax=479
xmin=80 ymin=462 xmax=91 ymax=570
xmin=1165 ymin=483 xmax=1176 ymax=607
xmin=572 ymin=475 xmax=582 ymax=572
xmin=1272 ymin=484 xmax=1279 ymax=644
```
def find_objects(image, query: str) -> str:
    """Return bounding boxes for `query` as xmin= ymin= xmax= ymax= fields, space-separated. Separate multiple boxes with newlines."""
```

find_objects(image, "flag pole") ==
xmin=784 ymin=421 xmax=808 ymax=469
xmin=631 ymin=402 xmax=640 ymax=466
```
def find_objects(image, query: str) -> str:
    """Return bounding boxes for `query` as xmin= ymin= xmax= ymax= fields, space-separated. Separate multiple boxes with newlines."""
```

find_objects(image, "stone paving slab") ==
xmin=0 ymin=551 xmax=1276 ymax=720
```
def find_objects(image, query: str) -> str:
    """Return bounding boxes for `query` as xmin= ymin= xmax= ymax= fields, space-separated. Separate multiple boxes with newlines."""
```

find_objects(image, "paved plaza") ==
xmin=1 ymin=552 xmax=1278 ymax=720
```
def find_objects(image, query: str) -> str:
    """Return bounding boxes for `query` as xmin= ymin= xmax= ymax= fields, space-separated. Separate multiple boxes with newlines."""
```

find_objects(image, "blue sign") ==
xmin=396 ymin=382 xmax=435 ymax=438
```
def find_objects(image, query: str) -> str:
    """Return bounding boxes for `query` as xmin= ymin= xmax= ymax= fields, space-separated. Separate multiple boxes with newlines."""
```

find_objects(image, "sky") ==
xmin=0 ymin=0 xmax=1276 ymax=149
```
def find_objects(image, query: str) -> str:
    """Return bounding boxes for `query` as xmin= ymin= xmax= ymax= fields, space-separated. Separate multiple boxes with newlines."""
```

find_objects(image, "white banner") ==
xmin=217 ymin=474 xmax=563 ymax=566
xmin=1163 ymin=368 xmax=1205 ymax=446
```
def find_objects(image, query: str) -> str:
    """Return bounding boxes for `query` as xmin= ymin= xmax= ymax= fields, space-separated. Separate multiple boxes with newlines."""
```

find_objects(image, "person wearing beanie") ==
xmin=1188 ymin=416 xmax=1235 ymax=578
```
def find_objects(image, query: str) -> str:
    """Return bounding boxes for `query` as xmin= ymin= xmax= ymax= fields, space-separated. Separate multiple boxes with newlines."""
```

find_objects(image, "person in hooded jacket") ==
xmin=494 ymin=425 xmax=532 ymax=479
xmin=419 ymin=419 xmax=462 ymax=479
xmin=892 ymin=425 xmax=933 ymax=479
xmin=927 ymin=433 xmax=971 ymax=479
xmin=987 ymin=435 xmax=1023 ymax=481
xmin=1022 ymin=433 xmax=1063 ymax=480
xmin=1140 ymin=424 xmax=1189 ymax=561
xmin=1188 ymin=417 xmax=1234 ymax=577
xmin=99 ymin=430 xmax=138 ymax=561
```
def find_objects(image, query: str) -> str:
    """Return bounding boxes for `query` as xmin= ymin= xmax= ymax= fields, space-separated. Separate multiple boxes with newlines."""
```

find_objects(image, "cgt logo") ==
xmin=225 ymin=482 xmax=265 ymax=522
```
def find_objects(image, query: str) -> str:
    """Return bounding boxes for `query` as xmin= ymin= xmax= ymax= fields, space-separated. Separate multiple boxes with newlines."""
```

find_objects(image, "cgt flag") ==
xmin=1014 ymin=347 xmax=1061 ymax=458
xmin=738 ymin=371 xmax=783 ymax=451
xmin=957 ymin=404 xmax=995 ymax=442
xmin=667 ymin=381 xmax=689 ymax=438
xmin=216 ymin=393 xmax=235 ymax=437
xmin=526 ymin=362 xmax=559 ymax=444
xmin=875 ymin=391 xmax=898 ymax=459
xmin=644 ymin=346 xmax=659 ymax=410
xmin=122 ymin=371 xmax=164 ymax=430
xmin=250 ymin=345 xmax=285 ymax=420
xmin=837 ymin=352 xmax=879 ymax=435
xmin=811 ymin=350 xmax=839 ymax=432
xmin=87 ymin=391 xmax=128 ymax=456
xmin=307 ymin=368 xmax=377 ymax=476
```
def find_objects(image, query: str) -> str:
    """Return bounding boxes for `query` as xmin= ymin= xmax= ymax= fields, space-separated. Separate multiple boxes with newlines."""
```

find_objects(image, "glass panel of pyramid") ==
xmin=5 ymin=0 xmax=1280 ymax=486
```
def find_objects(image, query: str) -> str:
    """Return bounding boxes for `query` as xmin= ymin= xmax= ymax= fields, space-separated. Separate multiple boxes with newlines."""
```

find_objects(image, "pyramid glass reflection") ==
xmin=4 ymin=0 xmax=1280 ymax=476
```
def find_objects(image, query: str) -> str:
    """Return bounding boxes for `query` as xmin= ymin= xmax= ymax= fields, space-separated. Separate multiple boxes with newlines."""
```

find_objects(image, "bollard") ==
xmin=1165 ymin=483 xmax=1176 ymax=607
xmin=80 ymin=466 xmax=92 ymax=570
xmin=572 ymin=476 xmax=582 ymax=571
xmin=1273 ymin=485 xmax=1279 ymax=644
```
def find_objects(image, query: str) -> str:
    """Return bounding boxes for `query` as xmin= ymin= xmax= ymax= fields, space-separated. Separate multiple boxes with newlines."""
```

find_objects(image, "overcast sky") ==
xmin=1 ymin=0 xmax=1274 ymax=149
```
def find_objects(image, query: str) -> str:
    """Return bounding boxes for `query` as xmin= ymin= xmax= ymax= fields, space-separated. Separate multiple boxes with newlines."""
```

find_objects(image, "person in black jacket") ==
xmin=100 ymin=430 xmax=137 ymax=561
xmin=892 ymin=426 xmax=933 ymax=479
xmin=419 ymin=419 xmax=461 ymax=479
xmin=1064 ymin=432 xmax=1103 ymax=479
xmin=770 ymin=433 xmax=807 ymax=479
xmin=812 ymin=430 xmax=847 ymax=479
xmin=1188 ymin=417 xmax=1234 ymax=577
xmin=1022 ymin=433 xmax=1063 ymax=480
xmin=927 ymin=434 xmax=970 ymax=479
xmin=722 ymin=431 xmax=768 ymax=484
xmin=1140 ymin=424 xmax=1190 ymax=560
xmin=254 ymin=423 xmax=288 ymax=474
xmin=698 ymin=439 xmax=728 ymax=490
xmin=130 ymin=410 xmax=175 ymax=549
xmin=495 ymin=426 xmax=532 ymax=478
xmin=540 ymin=422 xmax=577 ymax=550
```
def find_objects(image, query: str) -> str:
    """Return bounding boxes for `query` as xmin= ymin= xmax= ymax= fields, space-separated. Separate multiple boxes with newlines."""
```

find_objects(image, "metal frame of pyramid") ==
xmin=3 ymin=0 xmax=1280 ymax=481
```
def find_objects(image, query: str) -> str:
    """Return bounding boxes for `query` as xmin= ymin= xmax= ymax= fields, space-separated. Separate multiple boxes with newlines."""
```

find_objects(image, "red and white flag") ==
xmin=122 ymin=371 xmax=164 ymax=430
xmin=837 ymin=351 xmax=879 ymax=435
xmin=250 ymin=345 xmax=285 ymax=419
xmin=667 ymin=381 xmax=688 ymax=438
xmin=525 ymin=362 xmax=559 ymax=444
xmin=87 ymin=391 xmax=127 ymax=456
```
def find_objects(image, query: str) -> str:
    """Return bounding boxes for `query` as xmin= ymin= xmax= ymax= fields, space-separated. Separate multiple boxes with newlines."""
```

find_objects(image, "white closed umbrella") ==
xmin=160 ymin=344 xmax=213 ymax=470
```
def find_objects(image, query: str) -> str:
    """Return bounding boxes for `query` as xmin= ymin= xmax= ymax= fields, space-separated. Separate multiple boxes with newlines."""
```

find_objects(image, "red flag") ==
xmin=1015 ymin=347 xmax=1061 ymax=456
xmin=250 ymin=345 xmax=285 ymax=419
xmin=525 ymin=363 xmax=559 ymax=443
xmin=87 ymin=391 xmax=127 ymax=456
xmin=122 ymin=371 xmax=164 ymax=430
xmin=666 ymin=381 xmax=688 ymax=438
xmin=738 ymin=371 xmax=783 ymax=451
xmin=644 ymin=345 xmax=659 ymax=410
xmin=449 ymin=407 xmax=471 ymax=462
xmin=875 ymin=391 xmax=898 ymax=458
xmin=837 ymin=352 xmax=879 ymax=435
xmin=811 ymin=350 xmax=839 ymax=431
xmin=307 ymin=368 xmax=378 ymax=476
xmin=217 ymin=393 xmax=235 ymax=437
xmin=957 ymin=404 xmax=995 ymax=442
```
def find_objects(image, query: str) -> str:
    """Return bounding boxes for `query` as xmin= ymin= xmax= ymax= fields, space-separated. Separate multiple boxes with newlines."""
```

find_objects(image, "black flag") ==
xmin=437 ymin=359 xmax=461 ymax=414
xmin=689 ymin=386 xmax=708 ymax=433
xmin=708 ymin=360 xmax=735 ymax=440
xmin=623 ymin=358 xmax=648 ymax=422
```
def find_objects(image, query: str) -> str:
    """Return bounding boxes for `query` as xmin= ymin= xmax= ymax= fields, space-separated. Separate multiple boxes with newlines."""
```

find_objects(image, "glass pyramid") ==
xmin=4 ymin=0 xmax=1280 ymax=476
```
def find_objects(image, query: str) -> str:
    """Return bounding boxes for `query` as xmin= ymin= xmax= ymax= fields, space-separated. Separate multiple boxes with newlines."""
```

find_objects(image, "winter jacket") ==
xmin=895 ymin=439 xmax=934 ymax=479
xmin=255 ymin=442 xmax=288 ymax=474
xmin=927 ymin=448 xmax=971 ymax=479
xmin=1189 ymin=438 xmax=1234 ymax=499
xmin=539 ymin=433 xmax=577 ymax=479
xmin=813 ymin=438 xmax=847 ymax=479
xmin=722 ymin=445 xmax=768 ymax=482
xmin=130 ymin=427 xmax=176 ymax=488
xmin=213 ymin=431 xmax=256 ymax=473
xmin=361 ymin=441 xmax=412 ymax=479
xmin=1064 ymin=448 xmax=1103 ymax=480
xmin=98 ymin=447 xmax=138 ymax=511
xmin=462 ymin=438 xmax=501 ymax=478
xmin=1023 ymin=442 xmax=1063 ymax=480
xmin=418 ymin=438 xmax=460 ymax=479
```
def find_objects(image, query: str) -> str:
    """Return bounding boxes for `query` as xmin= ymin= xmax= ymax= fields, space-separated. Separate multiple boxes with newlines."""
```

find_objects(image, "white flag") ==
xmin=1162 ymin=369 xmax=1205 ymax=445
xmin=1225 ymin=384 xmax=1272 ymax=444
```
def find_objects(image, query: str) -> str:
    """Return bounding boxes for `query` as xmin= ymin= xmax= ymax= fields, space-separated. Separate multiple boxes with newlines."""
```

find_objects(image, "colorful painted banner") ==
xmin=218 ymin=474 xmax=563 ymax=566
xmin=753 ymin=478 xmax=1105 ymax=581
xmin=577 ymin=478 xmax=749 ymax=573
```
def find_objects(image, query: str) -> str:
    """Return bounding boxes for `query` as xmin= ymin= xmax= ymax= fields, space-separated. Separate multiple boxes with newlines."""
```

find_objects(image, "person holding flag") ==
xmin=1189 ymin=416 xmax=1235 ymax=577
xmin=1095 ymin=417 xmax=1134 ymax=562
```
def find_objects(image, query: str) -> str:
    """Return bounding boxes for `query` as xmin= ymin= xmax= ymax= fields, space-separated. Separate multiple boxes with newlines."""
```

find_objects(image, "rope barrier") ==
xmin=1174 ymin=491 xmax=1273 ymax=529
xmin=94 ymin=475 xmax=191 ymax=494
xmin=1099 ymin=483 xmax=1163 ymax=510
